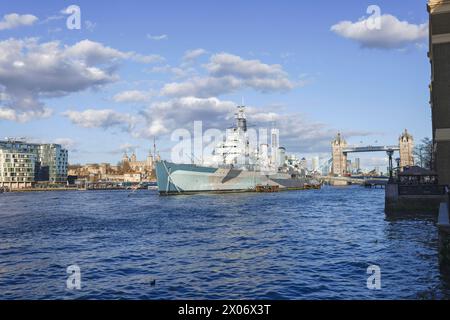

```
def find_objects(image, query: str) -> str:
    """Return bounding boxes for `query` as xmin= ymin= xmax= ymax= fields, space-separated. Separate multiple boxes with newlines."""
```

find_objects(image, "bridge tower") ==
xmin=399 ymin=129 xmax=414 ymax=169
xmin=331 ymin=133 xmax=348 ymax=176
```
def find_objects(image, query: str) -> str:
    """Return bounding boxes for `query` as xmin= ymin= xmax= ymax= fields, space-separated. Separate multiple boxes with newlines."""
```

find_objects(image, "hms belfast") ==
xmin=155 ymin=106 xmax=318 ymax=195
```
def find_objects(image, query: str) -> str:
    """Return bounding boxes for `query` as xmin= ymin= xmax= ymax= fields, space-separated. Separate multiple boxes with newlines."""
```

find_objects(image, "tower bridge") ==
xmin=331 ymin=130 xmax=414 ymax=177
xmin=342 ymin=145 xmax=399 ymax=154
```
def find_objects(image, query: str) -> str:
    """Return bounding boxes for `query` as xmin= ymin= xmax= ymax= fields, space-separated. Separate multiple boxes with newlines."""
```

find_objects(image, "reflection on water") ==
xmin=0 ymin=186 xmax=449 ymax=299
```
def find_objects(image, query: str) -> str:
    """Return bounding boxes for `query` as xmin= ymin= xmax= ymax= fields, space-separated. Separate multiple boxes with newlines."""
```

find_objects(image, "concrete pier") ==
xmin=438 ymin=194 xmax=450 ymax=271
xmin=385 ymin=167 xmax=447 ymax=218
xmin=385 ymin=183 xmax=446 ymax=218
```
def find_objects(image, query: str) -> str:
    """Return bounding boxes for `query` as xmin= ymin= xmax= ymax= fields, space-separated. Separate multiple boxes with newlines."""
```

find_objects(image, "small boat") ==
xmin=303 ymin=184 xmax=321 ymax=190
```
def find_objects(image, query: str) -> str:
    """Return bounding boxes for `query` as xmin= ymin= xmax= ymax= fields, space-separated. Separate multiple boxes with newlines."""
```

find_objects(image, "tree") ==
xmin=118 ymin=160 xmax=132 ymax=174
xmin=413 ymin=137 xmax=433 ymax=170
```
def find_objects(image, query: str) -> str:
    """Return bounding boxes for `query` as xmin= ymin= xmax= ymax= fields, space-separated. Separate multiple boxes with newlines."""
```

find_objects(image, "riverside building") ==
xmin=0 ymin=139 xmax=68 ymax=189
xmin=428 ymin=0 xmax=450 ymax=185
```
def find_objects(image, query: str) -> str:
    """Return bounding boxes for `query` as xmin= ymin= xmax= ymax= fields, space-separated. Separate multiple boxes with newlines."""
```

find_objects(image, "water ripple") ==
xmin=0 ymin=186 xmax=449 ymax=299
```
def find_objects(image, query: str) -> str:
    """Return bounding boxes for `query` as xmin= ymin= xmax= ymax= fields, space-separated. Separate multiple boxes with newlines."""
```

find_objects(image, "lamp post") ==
xmin=387 ymin=150 xmax=394 ymax=181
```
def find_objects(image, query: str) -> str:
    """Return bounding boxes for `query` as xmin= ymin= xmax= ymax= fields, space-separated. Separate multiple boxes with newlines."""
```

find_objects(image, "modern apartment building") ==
xmin=0 ymin=145 xmax=36 ymax=189
xmin=37 ymin=144 xmax=69 ymax=182
xmin=0 ymin=139 xmax=68 ymax=189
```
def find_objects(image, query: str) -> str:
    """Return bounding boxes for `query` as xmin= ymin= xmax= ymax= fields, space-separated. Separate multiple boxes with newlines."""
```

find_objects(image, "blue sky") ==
xmin=0 ymin=0 xmax=431 ymax=169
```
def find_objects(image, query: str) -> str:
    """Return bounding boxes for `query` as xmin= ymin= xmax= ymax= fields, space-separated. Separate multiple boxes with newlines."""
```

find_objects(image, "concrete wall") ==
xmin=438 ymin=201 xmax=450 ymax=270
xmin=385 ymin=183 xmax=444 ymax=217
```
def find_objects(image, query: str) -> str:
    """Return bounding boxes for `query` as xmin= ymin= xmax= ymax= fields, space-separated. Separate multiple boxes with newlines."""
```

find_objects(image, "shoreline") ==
xmin=1 ymin=187 xmax=157 ymax=193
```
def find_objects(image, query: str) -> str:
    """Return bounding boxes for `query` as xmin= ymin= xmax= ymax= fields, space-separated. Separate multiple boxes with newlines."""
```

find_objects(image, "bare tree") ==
xmin=413 ymin=137 xmax=433 ymax=170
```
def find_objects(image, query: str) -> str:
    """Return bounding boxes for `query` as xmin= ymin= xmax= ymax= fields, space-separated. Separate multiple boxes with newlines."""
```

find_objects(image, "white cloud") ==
xmin=53 ymin=138 xmax=78 ymax=151
xmin=0 ymin=38 xmax=120 ymax=120
xmin=149 ymin=65 xmax=172 ymax=73
xmin=183 ymin=48 xmax=208 ymax=61
xmin=161 ymin=53 xmax=294 ymax=97
xmin=161 ymin=76 xmax=242 ymax=98
xmin=0 ymin=38 xmax=165 ymax=122
xmin=62 ymin=109 xmax=136 ymax=130
xmin=118 ymin=143 xmax=138 ymax=153
xmin=205 ymin=53 xmax=288 ymax=80
xmin=112 ymin=90 xmax=154 ymax=103
xmin=0 ymin=108 xmax=52 ymax=122
xmin=149 ymin=64 xmax=197 ymax=79
xmin=331 ymin=14 xmax=428 ymax=49
xmin=147 ymin=34 xmax=168 ymax=41
xmin=246 ymin=110 xmax=374 ymax=153
xmin=64 ymin=39 xmax=128 ymax=65
xmin=138 ymin=97 xmax=236 ymax=137
xmin=136 ymin=96 xmax=373 ymax=154
xmin=54 ymin=138 xmax=75 ymax=147
xmin=64 ymin=39 xmax=164 ymax=65
xmin=105 ymin=143 xmax=140 ymax=155
xmin=0 ymin=13 xmax=38 ymax=30
xmin=146 ymin=49 xmax=207 ymax=80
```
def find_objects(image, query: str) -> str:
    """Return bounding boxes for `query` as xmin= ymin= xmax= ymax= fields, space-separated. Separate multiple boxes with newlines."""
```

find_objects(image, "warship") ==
xmin=155 ymin=106 xmax=318 ymax=195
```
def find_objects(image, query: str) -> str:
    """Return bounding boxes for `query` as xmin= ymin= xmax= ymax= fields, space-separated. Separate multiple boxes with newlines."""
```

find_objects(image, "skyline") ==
xmin=0 ymin=0 xmax=432 ymax=169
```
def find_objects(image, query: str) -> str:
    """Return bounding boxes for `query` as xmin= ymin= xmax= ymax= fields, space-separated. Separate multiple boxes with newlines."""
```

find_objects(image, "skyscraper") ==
xmin=355 ymin=158 xmax=361 ymax=173
xmin=312 ymin=156 xmax=320 ymax=172
xmin=428 ymin=0 xmax=450 ymax=184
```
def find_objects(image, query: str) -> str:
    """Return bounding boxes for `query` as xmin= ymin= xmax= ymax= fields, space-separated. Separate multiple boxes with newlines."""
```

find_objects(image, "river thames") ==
xmin=0 ymin=186 xmax=449 ymax=299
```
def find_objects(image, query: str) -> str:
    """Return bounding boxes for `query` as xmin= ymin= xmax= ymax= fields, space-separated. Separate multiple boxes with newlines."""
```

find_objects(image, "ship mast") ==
xmin=236 ymin=105 xmax=247 ymax=132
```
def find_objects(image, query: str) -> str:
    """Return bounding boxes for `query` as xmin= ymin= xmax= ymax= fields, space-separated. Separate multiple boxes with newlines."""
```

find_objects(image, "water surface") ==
xmin=0 ymin=186 xmax=448 ymax=299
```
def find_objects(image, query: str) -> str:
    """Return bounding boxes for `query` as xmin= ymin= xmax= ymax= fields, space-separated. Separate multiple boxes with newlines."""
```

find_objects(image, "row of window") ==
xmin=1 ymin=159 xmax=33 ymax=164
xmin=1 ymin=177 xmax=34 ymax=182
xmin=0 ymin=154 xmax=34 ymax=159
xmin=1 ymin=168 xmax=33 ymax=172
xmin=1 ymin=172 xmax=34 ymax=177
xmin=1 ymin=164 xmax=34 ymax=169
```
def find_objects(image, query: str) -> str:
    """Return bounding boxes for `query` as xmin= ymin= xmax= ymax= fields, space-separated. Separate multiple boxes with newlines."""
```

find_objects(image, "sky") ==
xmin=0 ymin=0 xmax=432 ymax=170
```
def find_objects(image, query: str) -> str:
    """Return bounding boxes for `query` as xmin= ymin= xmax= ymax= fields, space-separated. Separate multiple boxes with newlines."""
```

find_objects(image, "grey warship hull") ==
xmin=155 ymin=160 xmax=310 ymax=195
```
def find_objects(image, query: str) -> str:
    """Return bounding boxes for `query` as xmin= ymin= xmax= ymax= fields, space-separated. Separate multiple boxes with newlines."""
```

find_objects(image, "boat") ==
xmin=155 ymin=105 xmax=319 ymax=195
xmin=147 ymin=181 xmax=158 ymax=190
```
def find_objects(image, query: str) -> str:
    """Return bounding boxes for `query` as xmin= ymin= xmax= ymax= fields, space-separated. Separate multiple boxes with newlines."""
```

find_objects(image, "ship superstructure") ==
xmin=155 ymin=105 xmax=316 ymax=194
xmin=209 ymin=106 xmax=285 ymax=173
